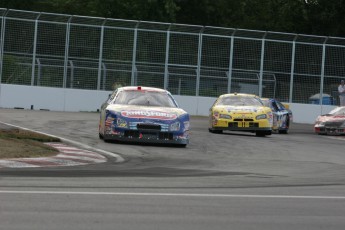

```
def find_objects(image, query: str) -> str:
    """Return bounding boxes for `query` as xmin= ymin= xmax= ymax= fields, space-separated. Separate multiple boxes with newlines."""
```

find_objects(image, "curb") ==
xmin=0 ymin=121 xmax=125 ymax=168
xmin=0 ymin=142 xmax=107 ymax=168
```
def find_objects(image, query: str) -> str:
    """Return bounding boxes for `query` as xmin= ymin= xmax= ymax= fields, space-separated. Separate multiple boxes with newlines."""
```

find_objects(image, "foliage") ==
xmin=1 ymin=55 xmax=18 ymax=83
xmin=1 ymin=0 xmax=345 ymax=36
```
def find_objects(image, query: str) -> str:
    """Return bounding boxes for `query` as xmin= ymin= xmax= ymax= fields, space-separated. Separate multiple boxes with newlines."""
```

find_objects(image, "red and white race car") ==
xmin=314 ymin=106 xmax=345 ymax=135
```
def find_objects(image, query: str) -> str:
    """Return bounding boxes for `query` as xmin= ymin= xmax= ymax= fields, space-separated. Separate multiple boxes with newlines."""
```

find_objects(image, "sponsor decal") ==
xmin=227 ymin=107 xmax=258 ymax=113
xmin=121 ymin=110 xmax=177 ymax=120
xmin=105 ymin=117 xmax=114 ymax=127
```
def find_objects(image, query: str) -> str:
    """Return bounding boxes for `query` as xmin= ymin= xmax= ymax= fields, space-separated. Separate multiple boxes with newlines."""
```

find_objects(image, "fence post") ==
xmin=0 ymin=11 xmax=7 ymax=84
xmin=289 ymin=35 xmax=297 ymax=103
xmin=319 ymin=37 xmax=328 ymax=109
xmin=37 ymin=58 xmax=41 ymax=86
xmin=97 ymin=19 xmax=106 ymax=91
xmin=164 ymin=24 xmax=171 ymax=90
xmin=63 ymin=16 xmax=72 ymax=88
xmin=227 ymin=30 xmax=236 ymax=93
xmin=258 ymin=32 xmax=267 ymax=97
xmin=131 ymin=22 xmax=139 ymax=86
xmin=196 ymin=27 xmax=204 ymax=96
xmin=102 ymin=62 xmax=106 ymax=90
xmin=31 ymin=13 xmax=41 ymax=86
xmin=69 ymin=60 xmax=74 ymax=88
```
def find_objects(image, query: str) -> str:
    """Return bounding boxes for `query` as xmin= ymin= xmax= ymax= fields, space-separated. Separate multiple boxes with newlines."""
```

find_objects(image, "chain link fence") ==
xmin=1 ymin=8 xmax=345 ymax=105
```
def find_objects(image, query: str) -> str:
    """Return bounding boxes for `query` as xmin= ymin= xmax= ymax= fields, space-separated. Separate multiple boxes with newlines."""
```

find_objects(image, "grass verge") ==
xmin=0 ymin=129 xmax=60 ymax=159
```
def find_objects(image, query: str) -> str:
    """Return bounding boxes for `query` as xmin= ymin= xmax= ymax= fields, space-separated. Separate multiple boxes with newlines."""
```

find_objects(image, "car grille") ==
xmin=229 ymin=122 xmax=259 ymax=128
xmin=137 ymin=123 xmax=161 ymax=130
xmin=124 ymin=130 xmax=174 ymax=140
xmin=159 ymin=132 xmax=174 ymax=140
xmin=233 ymin=118 xmax=254 ymax=121
xmin=324 ymin=121 xmax=344 ymax=127
xmin=319 ymin=127 xmax=345 ymax=134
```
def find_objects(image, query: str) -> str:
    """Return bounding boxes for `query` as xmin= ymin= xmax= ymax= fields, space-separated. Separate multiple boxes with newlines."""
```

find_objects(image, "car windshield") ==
xmin=329 ymin=107 xmax=345 ymax=115
xmin=113 ymin=90 xmax=178 ymax=108
xmin=217 ymin=96 xmax=263 ymax=106
xmin=261 ymin=99 xmax=269 ymax=107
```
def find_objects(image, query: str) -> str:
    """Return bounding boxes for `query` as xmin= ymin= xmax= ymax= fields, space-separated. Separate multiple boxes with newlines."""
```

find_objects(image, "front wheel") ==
xmin=278 ymin=118 xmax=289 ymax=134
xmin=99 ymin=124 xmax=104 ymax=139
xmin=209 ymin=128 xmax=223 ymax=134
xmin=256 ymin=130 xmax=271 ymax=137
xmin=278 ymin=129 xmax=288 ymax=134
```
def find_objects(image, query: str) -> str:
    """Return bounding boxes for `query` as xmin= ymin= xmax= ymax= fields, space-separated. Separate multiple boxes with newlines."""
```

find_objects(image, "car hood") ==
xmin=214 ymin=105 xmax=270 ymax=114
xmin=106 ymin=104 xmax=188 ymax=120
xmin=317 ymin=115 xmax=345 ymax=123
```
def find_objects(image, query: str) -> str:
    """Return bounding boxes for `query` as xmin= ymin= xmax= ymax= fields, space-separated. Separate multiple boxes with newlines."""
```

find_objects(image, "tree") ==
xmin=1 ymin=0 xmax=345 ymax=37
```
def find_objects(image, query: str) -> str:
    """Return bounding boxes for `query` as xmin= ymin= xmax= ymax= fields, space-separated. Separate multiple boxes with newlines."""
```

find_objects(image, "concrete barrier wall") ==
xmin=0 ymin=84 xmax=337 ymax=124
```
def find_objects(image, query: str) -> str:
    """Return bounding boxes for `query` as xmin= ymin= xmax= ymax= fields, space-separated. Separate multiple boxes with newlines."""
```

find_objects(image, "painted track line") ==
xmin=0 ymin=190 xmax=345 ymax=199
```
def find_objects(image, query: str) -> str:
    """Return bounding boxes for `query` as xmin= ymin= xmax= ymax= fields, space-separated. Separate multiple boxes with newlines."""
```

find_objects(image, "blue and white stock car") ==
xmin=261 ymin=98 xmax=292 ymax=134
xmin=99 ymin=86 xmax=190 ymax=147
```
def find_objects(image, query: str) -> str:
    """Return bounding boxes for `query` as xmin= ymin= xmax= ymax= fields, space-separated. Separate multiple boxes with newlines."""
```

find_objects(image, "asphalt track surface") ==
xmin=1 ymin=108 xmax=345 ymax=230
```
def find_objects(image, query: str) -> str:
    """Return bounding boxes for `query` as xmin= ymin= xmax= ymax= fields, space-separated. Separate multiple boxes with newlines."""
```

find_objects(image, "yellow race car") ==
xmin=209 ymin=93 xmax=273 ymax=136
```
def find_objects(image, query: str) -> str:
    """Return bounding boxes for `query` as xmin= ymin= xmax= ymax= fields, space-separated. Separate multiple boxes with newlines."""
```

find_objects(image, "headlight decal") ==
xmin=183 ymin=121 xmax=190 ymax=131
xmin=116 ymin=117 xmax=128 ymax=128
xmin=219 ymin=114 xmax=232 ymax=119
xmin=170 ymin=121 xmax=181 ymax=131
xmin=256 ymin=114 xmax=267 ymax=120
xmin=105 ymin=111 xmax=116 ymax=126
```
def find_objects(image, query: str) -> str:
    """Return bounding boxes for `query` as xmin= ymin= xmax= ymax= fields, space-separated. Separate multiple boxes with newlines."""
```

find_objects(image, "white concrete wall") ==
xmin=0 ymin=84 xmax=337 ymax=124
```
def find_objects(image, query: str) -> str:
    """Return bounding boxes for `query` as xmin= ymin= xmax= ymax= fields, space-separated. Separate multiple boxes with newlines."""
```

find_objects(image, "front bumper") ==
xmin=211 ymin=126 xmax=272 ymax=132
xmin=212 ymin=119 xmax=272 ymax=132
xmin=315 ymin=126 xmax=345 ymax=135
xmin=104 ymin=129 xmax=189 ymax=145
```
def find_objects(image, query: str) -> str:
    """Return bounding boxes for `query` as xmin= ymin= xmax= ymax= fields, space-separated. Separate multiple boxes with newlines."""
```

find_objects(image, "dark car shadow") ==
xmin=105 ymin=139 xmax=187 ymax=148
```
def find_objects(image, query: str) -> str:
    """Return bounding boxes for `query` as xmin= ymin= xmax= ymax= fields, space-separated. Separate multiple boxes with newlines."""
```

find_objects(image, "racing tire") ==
xmin=278 ymin=129 xmax=288 ymax=134
xmin=102 ymin=135 xmax=112 ymax=143
xmin=256 ymin=130 xmax=271 ymax=137
xmin=255 ymin=131 xmax=265 ymax=137
xmin=278 ymin=118 xmax=289 ymax=134
xmin=208 ymin=128 xmax=223 ymax=134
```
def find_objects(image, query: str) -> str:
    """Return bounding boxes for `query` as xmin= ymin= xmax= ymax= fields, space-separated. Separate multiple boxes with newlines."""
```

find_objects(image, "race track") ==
xmin=1 ymin=108 xmax=345 ymax=230
xmin=1 ymin=108 xmax=345 ymax=187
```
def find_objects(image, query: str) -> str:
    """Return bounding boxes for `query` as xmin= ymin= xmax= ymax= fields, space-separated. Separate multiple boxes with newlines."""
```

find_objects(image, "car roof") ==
xmin=118 ymin=86 xmax=168 ymax=93
xmin=219 ymin=93 xmax=258 ymax=98
xmin=260 ymin=98 xmax=273 ymax=102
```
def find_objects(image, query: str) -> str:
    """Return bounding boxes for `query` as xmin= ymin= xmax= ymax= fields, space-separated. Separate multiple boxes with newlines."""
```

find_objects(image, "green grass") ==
xmin=0 ymin=129 xmax=60 ymax=159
